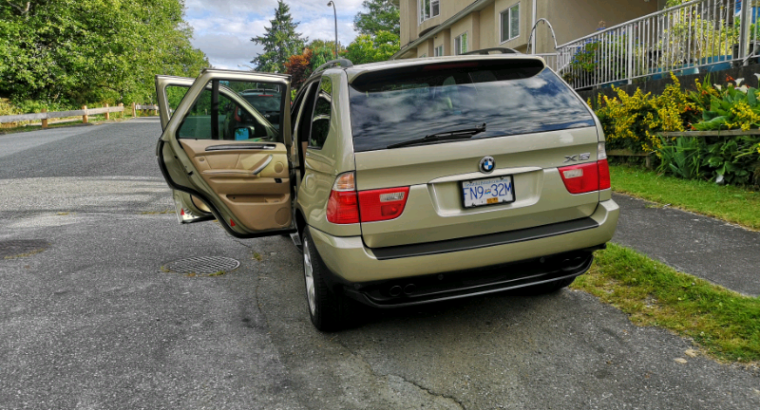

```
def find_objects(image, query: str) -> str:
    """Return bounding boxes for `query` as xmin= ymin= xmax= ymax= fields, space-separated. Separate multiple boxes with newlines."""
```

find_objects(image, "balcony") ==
xmin=546 ymin=0 xmax=759 ymax=89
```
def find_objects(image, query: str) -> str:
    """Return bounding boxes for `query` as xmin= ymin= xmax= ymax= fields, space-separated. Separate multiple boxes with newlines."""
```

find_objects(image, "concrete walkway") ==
xmin=612 ymin=193 xmax=760 ymax=297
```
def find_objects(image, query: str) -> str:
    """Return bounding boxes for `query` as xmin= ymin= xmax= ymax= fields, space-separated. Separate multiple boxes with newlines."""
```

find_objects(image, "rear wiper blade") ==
xmin=386 ymin=123 xmax=487 ymax=149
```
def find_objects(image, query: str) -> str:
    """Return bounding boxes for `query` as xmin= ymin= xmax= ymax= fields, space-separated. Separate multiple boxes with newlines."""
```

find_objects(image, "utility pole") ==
xmin=327 ymin=1 xmax=339 ymax=58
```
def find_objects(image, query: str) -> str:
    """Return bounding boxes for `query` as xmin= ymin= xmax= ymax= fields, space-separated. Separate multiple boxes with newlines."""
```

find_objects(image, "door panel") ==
xmin=180 ymin=140 xmax=291 ymax=231
xmin=156 ymin=69 xmax=293 ymax=238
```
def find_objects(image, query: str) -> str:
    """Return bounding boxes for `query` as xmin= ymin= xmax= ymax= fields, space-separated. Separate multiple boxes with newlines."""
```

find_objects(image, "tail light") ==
xmin=598 ymin=159 xmax=611 ymax=190
xmin=559 ymin=143 xmax=611 ymax=194
xmin=359 ymin=187 xmax=410 ymax=222
xmin=598 ymin=142 xmax=611 ymax=190
xmin=326 ymin=172 xmax=410 ymax=224
xmin=559 ymin=162 xmax=600 ymax=194
xmin=326 ymin=173 xmax=359 ymax=224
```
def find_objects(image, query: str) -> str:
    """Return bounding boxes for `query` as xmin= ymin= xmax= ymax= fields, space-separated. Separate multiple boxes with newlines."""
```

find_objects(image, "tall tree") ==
xmin=306 ymin=40 xmax=346 ymax=70
xmin=251 ymin=1 xmax=307 ymax=73
xmin=0 ymin=0 xmax=208 ymax=106
xmin=307 ymin=40 xmax=345 ymax=56
xmin=345 ymin=31 xmax=400 ymax=65
xmin=353 ymin=0 xmax=400 ymax=37
xmin=284 ymin=48 xmax=312 ymax=90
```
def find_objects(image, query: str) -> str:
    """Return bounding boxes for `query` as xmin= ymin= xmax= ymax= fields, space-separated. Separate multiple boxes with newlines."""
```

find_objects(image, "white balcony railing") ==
xmin=553 ymin=0 xmax=758 ymax=89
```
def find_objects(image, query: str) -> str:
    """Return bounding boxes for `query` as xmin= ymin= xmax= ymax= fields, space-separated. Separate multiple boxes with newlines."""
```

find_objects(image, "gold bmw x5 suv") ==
xmin=155 ymin=53 xmax=619 ymax=331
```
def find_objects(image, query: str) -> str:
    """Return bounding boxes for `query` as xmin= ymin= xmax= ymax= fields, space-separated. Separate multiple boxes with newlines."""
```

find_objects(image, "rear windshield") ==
xmin=348 ymin=60 xmax=595 ymax=152
xmin=244 ymin=94 xmax=281 ymax=112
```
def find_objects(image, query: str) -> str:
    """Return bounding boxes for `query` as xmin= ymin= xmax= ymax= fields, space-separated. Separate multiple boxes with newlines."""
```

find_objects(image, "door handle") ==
xmin=252 ymin=155 xmax=273 ymax=175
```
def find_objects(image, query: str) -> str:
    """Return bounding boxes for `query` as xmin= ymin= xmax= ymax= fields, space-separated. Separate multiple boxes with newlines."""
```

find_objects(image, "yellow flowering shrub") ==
xmin=728 ymin=101 xmax=760 ymax=131
xmin=593 ymin=74 xmax=696 ymax=152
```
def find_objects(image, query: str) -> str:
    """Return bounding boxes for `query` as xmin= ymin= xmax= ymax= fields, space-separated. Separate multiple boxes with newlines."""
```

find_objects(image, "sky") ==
xmin=184 ymin=0 xmax=364 ymax=70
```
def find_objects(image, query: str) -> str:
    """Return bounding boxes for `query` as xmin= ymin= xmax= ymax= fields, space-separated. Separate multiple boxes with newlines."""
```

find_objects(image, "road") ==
xmin=1 ymin=118 xmax=758 ymax=410
xmin=611 ymin=194 xmax=760 ymax=297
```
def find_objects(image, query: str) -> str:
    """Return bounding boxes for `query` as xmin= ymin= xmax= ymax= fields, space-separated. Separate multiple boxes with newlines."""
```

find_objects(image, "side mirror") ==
xmin=234 ymin=126 xmax=256 ymax=140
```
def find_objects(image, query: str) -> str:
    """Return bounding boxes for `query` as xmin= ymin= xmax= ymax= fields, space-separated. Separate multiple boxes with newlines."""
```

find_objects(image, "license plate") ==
xmin=461 ymin=176 xmax=515 ymax=208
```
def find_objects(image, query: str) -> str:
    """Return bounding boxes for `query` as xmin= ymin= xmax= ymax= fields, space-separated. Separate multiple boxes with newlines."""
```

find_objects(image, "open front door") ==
xmin=155 ymin=69 xmax=294 ymax=238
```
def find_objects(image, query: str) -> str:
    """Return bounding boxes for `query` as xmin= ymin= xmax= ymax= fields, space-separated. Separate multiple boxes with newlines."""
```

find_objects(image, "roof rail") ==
xmin=462 ymin=47 xmax=520 ymax=56
xmin=314 ymin=58 xmax=354 ymax=72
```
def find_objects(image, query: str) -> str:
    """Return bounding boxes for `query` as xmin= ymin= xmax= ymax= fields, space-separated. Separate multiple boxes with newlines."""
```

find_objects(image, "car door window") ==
xmin=177 ymin=80 xmax=284 ymax=142
xmin=291 ymin=89 xmax=306 ymax=135
xmin=295 ymin=82 xmax=319 ymax=143
xmin=308 ymin=76 xmax=333 ymax=149
xmin=166 ymin=85 xmax=190 ymax=116
xmin=293 ymin=82 xmax=320 ymax=173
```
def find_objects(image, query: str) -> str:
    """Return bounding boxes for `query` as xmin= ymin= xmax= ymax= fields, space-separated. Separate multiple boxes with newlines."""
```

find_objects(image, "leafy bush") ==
xmin=693 ymin=78 xmax=760 ymax=131
xmin=702 ymin=136 xmax=760 ymax=185
xmin=592 ymin=74 xmax=760 ymax=186
xmin=657 ymin=137 xmax=706 ymax=180
xmin=0 ymin=99 xmax=16 ymax=116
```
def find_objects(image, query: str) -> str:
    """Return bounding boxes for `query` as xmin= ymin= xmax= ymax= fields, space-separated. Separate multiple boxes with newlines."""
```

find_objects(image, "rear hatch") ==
xmin=349 ymin=57 xmax=604 ymax=249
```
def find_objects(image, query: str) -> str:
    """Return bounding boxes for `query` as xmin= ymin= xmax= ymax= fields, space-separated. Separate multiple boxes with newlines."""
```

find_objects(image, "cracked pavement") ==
xmin=1 ymin=118 xmax=759 ymax=409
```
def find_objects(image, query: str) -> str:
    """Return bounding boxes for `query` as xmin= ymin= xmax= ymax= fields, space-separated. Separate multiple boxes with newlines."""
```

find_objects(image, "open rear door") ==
xmin=155 ymin=69 xmax=294 ymax=238
xmin=156 ymin=75 xmax=212 ymax=223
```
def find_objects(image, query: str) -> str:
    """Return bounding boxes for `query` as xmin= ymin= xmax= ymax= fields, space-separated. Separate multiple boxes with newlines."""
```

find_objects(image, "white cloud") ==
xmin=299 ymin=18 xmax=357 ymax=46
xmin=185 ymin=0 xmax=362 ymax=70
xmin=186 ymin=0 xmax=365 ymax=20
xmin=190 ymin=33 xmax=264 ymax=69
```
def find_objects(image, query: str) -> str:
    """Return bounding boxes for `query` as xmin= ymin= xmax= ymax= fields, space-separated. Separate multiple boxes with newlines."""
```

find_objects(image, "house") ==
xmin=393 ymin=0 xmax=670 ymax=59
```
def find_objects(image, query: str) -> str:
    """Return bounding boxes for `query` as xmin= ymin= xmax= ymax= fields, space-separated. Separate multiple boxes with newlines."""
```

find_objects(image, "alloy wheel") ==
xmin=303 ymin=237 xmax=316 ymax=315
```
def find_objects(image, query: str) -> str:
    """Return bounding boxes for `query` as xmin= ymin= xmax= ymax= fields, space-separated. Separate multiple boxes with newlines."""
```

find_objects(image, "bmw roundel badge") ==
xmin=479 ymin=156 xmax=495 ymax=173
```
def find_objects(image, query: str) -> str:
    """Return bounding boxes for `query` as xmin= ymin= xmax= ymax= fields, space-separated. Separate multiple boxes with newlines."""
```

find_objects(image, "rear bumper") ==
xmin=311 ymin=199 xmax=618 ymax=283
xmin=346 ymin=249 xmax=598 ymax=308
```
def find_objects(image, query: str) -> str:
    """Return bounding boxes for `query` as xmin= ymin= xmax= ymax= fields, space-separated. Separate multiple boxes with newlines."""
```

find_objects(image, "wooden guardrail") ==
xmin=0 ymin=102 xmax=158 ymax=128
xmin=658 ymin=129 xmax=760 ymax=137
xmin=607 ymin=149 xmax=655 ymax=168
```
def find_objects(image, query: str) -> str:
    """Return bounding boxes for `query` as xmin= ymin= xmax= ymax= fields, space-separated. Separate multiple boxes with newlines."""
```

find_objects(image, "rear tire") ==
xmin=302 ymin=227 xmax=358 ymax=331
xmin=521 ymin=277 xmax=576 ymax=295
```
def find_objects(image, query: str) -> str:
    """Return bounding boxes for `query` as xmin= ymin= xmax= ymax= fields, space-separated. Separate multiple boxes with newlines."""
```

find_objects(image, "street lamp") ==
xmin=327 ymin=1 xmax=338 ymax=58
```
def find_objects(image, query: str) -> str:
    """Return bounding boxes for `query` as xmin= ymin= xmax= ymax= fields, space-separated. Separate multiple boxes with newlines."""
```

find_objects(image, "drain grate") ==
xmin=164 ymin=256 xmax=240 ymax=274
xmin=0 ymin=240 xmax=49 ymax=259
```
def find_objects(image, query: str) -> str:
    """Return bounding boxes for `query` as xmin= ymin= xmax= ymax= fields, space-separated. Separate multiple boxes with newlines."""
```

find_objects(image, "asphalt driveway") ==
xmin=0 ymin=119 xmax=758 ymax=409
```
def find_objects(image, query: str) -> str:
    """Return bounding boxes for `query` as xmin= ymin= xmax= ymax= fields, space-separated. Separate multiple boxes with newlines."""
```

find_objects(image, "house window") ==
xmin=455 ymin=33 xmax=468 ymax=55
xmin=419 ymin=0 xmax=440 ymax=23
xmin=434 ymin=45 xmax=443 ymax=56
xmin=500 ymin=3 xmax=520 ymax=43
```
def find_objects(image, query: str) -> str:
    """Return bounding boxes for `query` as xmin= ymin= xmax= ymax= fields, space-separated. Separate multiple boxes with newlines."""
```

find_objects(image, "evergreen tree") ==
xmin=354 ymin=0 xmax=400 ymax=37
xmin=251 ymin=1 xmax=307 ymax=73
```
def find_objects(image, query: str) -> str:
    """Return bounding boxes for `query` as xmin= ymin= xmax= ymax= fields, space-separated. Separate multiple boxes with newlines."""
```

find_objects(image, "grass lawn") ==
xmin=610 ymin=164 xmax=760 ymax=230
xmin=572 ymin=244 xmax=760 ymax=363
